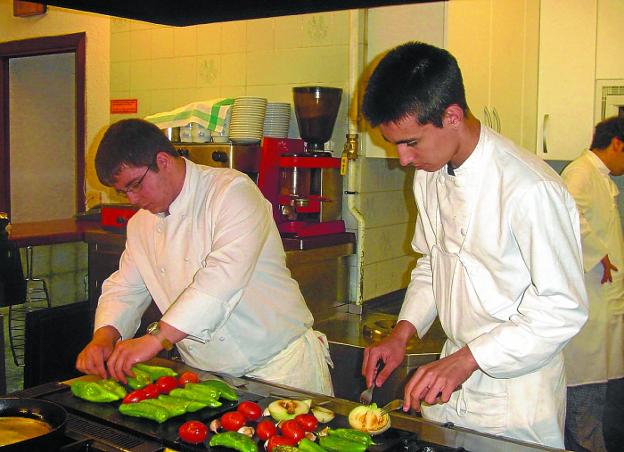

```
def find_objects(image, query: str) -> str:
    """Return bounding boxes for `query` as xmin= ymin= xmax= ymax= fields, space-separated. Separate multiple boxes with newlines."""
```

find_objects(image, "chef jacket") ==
xmin=399 ymin=126 xmax=588 ymax=447
xmin=562 ymin=150 xmax=624 ymax=385
xmin=95 ymin=159 xmax=313 ymax=375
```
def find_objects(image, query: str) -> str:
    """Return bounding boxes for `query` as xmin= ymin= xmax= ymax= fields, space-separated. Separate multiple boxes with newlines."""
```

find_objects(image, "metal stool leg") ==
xmin=8 ymin=245 xmax=51 ymax=367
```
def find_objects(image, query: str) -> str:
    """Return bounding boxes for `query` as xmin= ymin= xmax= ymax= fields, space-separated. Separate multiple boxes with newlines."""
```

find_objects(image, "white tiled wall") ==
xmin=109 ymin=10 xmax=419 ymax=304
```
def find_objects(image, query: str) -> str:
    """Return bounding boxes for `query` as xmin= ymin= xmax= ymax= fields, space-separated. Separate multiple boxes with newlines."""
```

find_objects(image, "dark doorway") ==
xmin=0 ymin=33 xmax=86 ymax=218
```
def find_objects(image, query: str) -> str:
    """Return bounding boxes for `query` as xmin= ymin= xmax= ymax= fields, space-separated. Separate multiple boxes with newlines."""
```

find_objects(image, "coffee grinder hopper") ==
xmin=293 ymin=86 xmax=342 ymax=154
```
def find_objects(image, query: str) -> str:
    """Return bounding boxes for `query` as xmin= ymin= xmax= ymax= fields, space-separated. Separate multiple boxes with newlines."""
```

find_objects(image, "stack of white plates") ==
xmin=263 ymin=102 xmax=291 ymax=138
xmin=229 ymin=96 xmax=267 ymax=143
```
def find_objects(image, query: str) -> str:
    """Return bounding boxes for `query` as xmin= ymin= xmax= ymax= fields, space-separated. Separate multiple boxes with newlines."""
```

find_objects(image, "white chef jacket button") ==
xmin=219 ymin=337 xmax=225 ymax=342
xmin=160 ymin=267 xmax=166 ymax=273
xmin=184 ymin=257 xmax=190 ymax=262
xmin=461 ymin=228 xmax=466 ymax=236
xmin=188 ymin=345 xmax=193 ymax=350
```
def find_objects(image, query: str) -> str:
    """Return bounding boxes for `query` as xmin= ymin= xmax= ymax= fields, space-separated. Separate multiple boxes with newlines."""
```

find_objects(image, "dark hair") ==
xmin=590 ymin=116 xmax=624 ymax=150
xmin=362 ymin=41 xmax=467 ymax=128
xmin=95 ymin=118 xmax=178 ymax=186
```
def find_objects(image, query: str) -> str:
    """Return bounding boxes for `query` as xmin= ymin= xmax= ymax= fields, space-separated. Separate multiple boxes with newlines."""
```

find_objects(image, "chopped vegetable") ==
xmin=71 ymin=380 xmax=125 ymax=403
xmin=280 ymin=419 xmax=305 ymax=442
xmin=209 ymin=431 xmax=258 ymax=452
xmin=328 ymin=428 xmax=374 ymax=447
xmin=237 ymin=400 xmax=262 ymax=421
xmin=119 ymin=399 xmax=174 ymax=423
xmin=268 ymin=399 xmax=310 ymax=421
xmin=178 ymin=371 xmax=200 ymax=385
xmin=311 ymin=406 xmax=335 ymax=423
xmin=319 ymin=434 xmax=367 ymax=452
xmin=347 ymin=403 xmax=390 ymax=435
xmin=134 ymin=362 xmax=178 ymax=379
xmin=168 ymin=387 xmax=222 ymax=407
xmin=298 ymin=437 xmax=328 ymax=452
xmin=155 ymin=375 xmax=179 ymax=394
xmin=256 ymin=419 xmax=278 ymax=440
xmin=295 ymin=413 xmax=318 ymax=432
xmin=127 ymin=366 xmax=152 ymax=389
xmin=199 ymin=379 xmax=238 ymax=401
xmin=266 ymin=435 xmax=297 ymax=452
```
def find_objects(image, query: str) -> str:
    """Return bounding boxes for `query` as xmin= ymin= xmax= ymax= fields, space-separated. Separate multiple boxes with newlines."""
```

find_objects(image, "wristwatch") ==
xmin=146 ymin=321 xmax=173 ymax=351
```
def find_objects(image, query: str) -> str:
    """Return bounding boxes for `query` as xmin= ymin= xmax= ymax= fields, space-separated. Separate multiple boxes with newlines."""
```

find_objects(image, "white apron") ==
xmin=421 ymin=169 xmax=566 ymax=449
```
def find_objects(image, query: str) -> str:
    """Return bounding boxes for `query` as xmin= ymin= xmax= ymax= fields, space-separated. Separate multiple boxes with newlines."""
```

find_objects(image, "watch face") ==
xmin=147 ymin=322 xmax=159 ymax=335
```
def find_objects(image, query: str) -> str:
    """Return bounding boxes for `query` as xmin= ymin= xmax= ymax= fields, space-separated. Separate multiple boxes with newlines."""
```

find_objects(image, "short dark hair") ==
xmin=362 ymin=41 xmax=467 ymax=128
xmin=95 ymin=118 xmax=178 ymax=186
xmin=590 ymin=116 xmax=624 ymax=150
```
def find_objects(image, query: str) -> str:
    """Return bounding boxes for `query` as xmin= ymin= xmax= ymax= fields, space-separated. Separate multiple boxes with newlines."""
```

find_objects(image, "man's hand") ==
xmin=105 ymin=335 xmax=162 ymax=384
xmin=601 ymin=254 xmax=618 ymax=284
xmin=403 ymin=345 xmax=478 ymax=412
xmin=362 ymin=320 xmax=416 ymax=389
xmin=75 ymin=326 xmax=120 ymax=379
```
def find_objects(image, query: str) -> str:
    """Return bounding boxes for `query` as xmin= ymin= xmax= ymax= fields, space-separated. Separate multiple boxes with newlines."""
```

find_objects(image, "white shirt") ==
xmin=400 ymin=126 xmax=588 ymax=379
xmin=95 ymin=159 xmax=313 ymax=375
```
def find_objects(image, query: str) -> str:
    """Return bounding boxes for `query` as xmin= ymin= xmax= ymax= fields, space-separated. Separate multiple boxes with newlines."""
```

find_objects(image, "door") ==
xmin=0 ymin=33 xmax=86 ymax=220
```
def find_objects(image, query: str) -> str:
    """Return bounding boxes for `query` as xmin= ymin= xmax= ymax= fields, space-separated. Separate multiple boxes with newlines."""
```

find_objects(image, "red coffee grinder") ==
xmin=258 ymin=87 xmax=345 ymax=237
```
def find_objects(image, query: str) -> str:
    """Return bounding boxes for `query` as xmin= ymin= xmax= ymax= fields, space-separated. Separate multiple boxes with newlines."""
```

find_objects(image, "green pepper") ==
xmin=319 ymin=435 xmax=367 ymax=452
xmin=209 ymin=431 xmax=258 ymax=452
xmin=158 ymin=394 xmax=208 ymax=413
xmin=199 ymin=379 xmax=238 ymax=401
xmin=71 ymin=380 xmax=122 ymax=403
xmin=328 ymin=428 xmax=373 ymax=447
xmin=134 ymin=363 xmax=178 ymax=379
xmin=144 ymin=397 xmax=186 ymax=417
xmin=127 ymin=366 xmax=152 ymax=389
xmin=273 ymin=447 xmax=300 ymax=452
xmin=97 ymin=378 xmax=127 ymax=398
xmin=298 ymin=438 xmax=327 ymax=452
xmin=184 ymin=382 xmax=220 ymax=399
xmin=119 ymin=399 xmax=174 ymax=423
xmin=169 ymin=388 xmax=222 ymax=407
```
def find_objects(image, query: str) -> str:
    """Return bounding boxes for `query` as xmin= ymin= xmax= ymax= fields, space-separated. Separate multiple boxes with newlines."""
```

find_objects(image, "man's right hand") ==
xmin=75 ymin=326 xmax=120 ymax=379
xmin=362 ymin=320 xmax=417 ymax=389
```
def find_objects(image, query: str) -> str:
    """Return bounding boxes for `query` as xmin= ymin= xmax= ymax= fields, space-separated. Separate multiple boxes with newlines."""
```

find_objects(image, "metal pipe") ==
xmin=345 ymin=10 xmax=366 ymax=307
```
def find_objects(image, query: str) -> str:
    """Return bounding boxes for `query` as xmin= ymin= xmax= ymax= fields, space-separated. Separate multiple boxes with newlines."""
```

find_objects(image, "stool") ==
xmin=9 ymin=246 xmax=51 ymax=367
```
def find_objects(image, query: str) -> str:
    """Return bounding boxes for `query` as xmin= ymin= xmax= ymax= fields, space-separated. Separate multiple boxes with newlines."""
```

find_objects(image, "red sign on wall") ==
xmin=110 ymin=99 xmax=138 ymax=114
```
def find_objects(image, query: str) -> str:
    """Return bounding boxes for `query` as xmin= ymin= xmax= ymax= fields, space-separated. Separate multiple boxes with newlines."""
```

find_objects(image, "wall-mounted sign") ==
xmin=13 ymin=1 xmax=46 ymax=17
xmin=110 ymin=99 xmax=138 ymax=114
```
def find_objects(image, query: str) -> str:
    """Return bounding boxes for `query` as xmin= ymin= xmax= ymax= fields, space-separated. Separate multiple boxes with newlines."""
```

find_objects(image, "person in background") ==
xmin=76 ymin=118 xmax=333 ymax=395
xmin=561 ymin=116 xmax=624 ymax=452
xmin=360 ymin=41 xmax=588 ymax=448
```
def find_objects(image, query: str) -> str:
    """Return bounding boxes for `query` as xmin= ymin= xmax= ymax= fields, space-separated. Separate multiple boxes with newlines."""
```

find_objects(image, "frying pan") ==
xmin=0 ymin=397 xmax=67 ymax=451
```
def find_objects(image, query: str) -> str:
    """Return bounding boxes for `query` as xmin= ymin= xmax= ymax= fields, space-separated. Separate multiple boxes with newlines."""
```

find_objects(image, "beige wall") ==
xmin=0 ymin=0 xmax=112 ymax=207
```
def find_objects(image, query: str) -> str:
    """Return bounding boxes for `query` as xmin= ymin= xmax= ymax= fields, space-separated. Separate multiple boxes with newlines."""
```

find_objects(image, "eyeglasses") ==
xmin=116 ymin=157 xmax=156 ymax=196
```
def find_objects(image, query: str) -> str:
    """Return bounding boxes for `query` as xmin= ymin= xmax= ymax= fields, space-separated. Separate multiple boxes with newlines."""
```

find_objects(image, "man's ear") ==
xmin=443 ymin=104 xmax=465 ymax=128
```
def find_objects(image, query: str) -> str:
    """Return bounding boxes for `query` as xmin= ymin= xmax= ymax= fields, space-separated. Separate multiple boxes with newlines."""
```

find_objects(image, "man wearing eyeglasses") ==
xmin=76 ymin=118 xmax=333 ymax=395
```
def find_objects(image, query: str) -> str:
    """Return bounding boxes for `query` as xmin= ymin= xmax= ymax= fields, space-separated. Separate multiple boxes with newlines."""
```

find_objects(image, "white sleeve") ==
xmin=468 ymin=181 xmax=589 ymax=377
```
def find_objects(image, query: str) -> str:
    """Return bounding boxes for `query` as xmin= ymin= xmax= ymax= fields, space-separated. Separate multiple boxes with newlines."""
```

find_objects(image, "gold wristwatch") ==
xmin=146 ymin=321 xmax=173 ymax=351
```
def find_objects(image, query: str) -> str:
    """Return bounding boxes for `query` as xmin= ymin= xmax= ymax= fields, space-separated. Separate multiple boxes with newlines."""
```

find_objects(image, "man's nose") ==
xmin=397 ymin=145 xmax=413 ymax=166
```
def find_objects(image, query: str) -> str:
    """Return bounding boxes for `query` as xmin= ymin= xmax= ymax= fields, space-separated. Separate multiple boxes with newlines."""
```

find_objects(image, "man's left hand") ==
xmin=403 ymin=345 xmax=478 ymax=412
xmin=601 ymin=254 xmax=618 ymax=284
xmin=105 ymin=335 xmax=162 ymax=384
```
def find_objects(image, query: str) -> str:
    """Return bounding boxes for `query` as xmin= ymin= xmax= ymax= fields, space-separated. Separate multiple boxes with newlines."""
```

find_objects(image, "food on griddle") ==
xmin=237 ymin=400 xmax=263 ymax=421
xmin=347 ymin=403 xmax=390 ymax=435
xmin=0 ymin=417 xmax=52 ymax=446
xmin=267 ymin=399 xmax=310 ymax=421
xmin=119 ymin=399 xmax=175 ymax=423
xmin=311 ymin=405 xmax=335 ymax=423
xmin=178 ymin=419 xmax=208 ymax=444
xmin=70 ymin=379 xmax=127 ymax=402
xmin=127 ymin=366 xmax=152 ymax=389
xmin=209 ymin=430 xmax=259 ymax=452
xmin=200 ymin=378 xmax=239 ymax=401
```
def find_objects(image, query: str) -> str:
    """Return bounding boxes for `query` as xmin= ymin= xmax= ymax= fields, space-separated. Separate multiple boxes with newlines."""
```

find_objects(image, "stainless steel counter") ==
xmin=315 ymin=310 xmax=447 ymax=406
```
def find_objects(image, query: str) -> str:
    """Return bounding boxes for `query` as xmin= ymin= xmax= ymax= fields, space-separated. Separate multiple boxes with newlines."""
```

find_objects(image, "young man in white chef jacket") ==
xmin=360 ymin=42 xmax=588 ymax=448
xmin=561 ymin=116 xmax=624 ymax=452
xmin=76 ymin=118 xmax=333 ymax=395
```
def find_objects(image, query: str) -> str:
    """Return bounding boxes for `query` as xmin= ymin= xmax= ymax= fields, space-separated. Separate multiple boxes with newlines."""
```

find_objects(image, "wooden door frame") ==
xmin=0 ymin=32 xmax=86 ymax=216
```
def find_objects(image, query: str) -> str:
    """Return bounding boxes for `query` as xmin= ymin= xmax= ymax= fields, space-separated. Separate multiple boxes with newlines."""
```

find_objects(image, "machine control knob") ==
xmin=212 ymin=151 xmax=228 ymax=163
xmin=295 ymin=198 xmax=309 ymax=207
